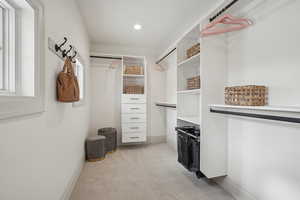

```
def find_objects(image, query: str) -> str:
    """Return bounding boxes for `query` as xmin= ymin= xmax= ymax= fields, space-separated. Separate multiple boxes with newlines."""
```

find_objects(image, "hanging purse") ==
xmin=57 ymin=57 xmax=80 ymax=102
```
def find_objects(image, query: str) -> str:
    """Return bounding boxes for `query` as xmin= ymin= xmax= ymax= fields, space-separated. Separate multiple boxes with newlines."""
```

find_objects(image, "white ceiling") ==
xmin=76 ymin=0 xmax=218 ymax=51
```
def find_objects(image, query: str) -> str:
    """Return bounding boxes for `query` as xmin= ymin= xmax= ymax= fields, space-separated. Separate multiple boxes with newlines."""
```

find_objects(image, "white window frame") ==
xmin=73 ymin=56 xmax=86 ymax=107
xmin=0 ymin=0 xmax=16 ymax=95
xmin=0 ymin=5 xmax=4 ymax=91
xmin=0 ymin=0 xmax=45 ymax=120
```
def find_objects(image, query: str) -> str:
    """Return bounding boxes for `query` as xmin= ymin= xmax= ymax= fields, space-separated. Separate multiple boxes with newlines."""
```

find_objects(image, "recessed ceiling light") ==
xmin=134 ymin=24 xmax=142 ymax=30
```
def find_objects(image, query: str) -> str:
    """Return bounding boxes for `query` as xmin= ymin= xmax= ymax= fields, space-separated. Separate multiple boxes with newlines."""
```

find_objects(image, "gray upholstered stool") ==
xmin=98 ymin=127 xmax=117 ymax=153
xmin=85 ymin=135 xmax=106 ymax=162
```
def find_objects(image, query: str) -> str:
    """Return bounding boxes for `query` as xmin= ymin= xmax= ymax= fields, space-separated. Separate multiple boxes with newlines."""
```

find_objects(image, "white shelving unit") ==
xmin=177 ymin=25 xmax=201 ymax=127
xmin=175 ymin=8 xmax=228 ymax=178
xmin=121 ymin=56 xmax=147 ymax=144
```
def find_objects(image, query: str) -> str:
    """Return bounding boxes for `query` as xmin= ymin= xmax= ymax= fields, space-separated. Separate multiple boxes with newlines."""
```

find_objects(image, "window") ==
xmin=73 ymin=58 xmax=86 ymax=106
xmin=0 ymin=6 xmax=3 ymax=90
xmin=0 ymin=0 xmax=44 ymax=120
xmin=0 ymin=0 xmax=16 ymax=94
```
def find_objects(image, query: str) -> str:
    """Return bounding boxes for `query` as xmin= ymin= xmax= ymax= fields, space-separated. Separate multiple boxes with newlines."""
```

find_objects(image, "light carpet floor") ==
xmin=71 ymin=144 xmax=234 ymax=200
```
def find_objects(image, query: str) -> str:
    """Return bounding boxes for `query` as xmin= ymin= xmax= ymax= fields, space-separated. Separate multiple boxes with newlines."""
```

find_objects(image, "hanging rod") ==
xmin=210 ymin=109 xmax=300 ymax=124
xmin=156 ymin=47 xmax=177 ymax=65
xmin=176 ymin=129 xmax=200 ymax=141
xmin=210 ymin=0 xmax=239 ymax=22
xmin=90 ymin=55 xmax=122 ymax=60
xmin=156 ymin=103 xmax=177 ymax=109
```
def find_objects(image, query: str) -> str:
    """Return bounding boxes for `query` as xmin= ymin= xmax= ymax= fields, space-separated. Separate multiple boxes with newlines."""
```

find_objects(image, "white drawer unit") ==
xmin=122 ymin=104 xmax=146 ymax=114
xmin=122 ymin=123 xmax=146 ymax=132
xmin=121 ymin=56 xmax=147 ymax=144
xmin=122 ymin=114 xmax=146 ymax=123
xmin=122 ymin=94 xmax=146 ymax=104
xmin=122 ymin=132 xmax=147 ymax=143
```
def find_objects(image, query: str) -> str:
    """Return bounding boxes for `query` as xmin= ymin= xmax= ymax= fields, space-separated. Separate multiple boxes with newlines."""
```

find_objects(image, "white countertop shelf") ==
xmin=178 ymin=116 xmax=200 ymax=125
xmin=177 ymin=53 xmax=200 ymax=67
xmin=177 ymin=89 xmax=200 ymax=95
xmin=209 ymin=104 xmax=300 ymax=113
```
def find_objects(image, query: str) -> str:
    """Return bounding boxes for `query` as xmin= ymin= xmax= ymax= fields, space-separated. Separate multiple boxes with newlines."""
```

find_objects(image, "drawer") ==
xmin=122 ymin=104 xmax=146 ymax=114
xmin=122 ymin=94 xmax=146 ymax=104
xmin=122 ymin=114 xmax=146 ymax=123
xmin=122 ymin=133 xmax=146 ymax=143
xmin=122 ymin=123 xmax=146 ymax=132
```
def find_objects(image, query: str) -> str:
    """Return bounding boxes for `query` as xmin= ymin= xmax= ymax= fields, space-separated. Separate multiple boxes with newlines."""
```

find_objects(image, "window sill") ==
xmin=0 ymin=95 xmax=45 ymax=120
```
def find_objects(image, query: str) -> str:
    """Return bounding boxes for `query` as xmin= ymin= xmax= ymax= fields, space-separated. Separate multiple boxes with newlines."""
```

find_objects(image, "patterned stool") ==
xmin=85 ymin=135 xmax=106 ymax=162
xmin=98 ymin=127 xmax=117 ymax=153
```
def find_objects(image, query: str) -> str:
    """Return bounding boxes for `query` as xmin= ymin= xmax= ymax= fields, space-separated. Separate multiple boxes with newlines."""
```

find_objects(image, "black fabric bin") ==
xmin=176 ymin=127 xmax=200 ymax=173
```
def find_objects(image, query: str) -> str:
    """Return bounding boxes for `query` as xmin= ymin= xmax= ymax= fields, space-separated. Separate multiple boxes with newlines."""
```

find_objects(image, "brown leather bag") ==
xmin=57 ymin=58 xmax=80 ymax=102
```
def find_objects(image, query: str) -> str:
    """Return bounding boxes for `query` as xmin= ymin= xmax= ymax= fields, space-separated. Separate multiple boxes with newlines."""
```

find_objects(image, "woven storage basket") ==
xmin=124 ymin=85 xmax=144 ymax=94
xmin=187 ymin=76 xmax=200 ymax=90
xmin=187 ymin=43 xmax=200 ymax=58
xmin=124 ymin=66 xmax=144 ymax=75
xmin=225 ymin=85 xmax=268 ymax=106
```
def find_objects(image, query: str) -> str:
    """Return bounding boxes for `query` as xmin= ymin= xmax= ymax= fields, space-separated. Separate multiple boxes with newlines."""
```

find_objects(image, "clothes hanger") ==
xmin=200 ymin=14 xmax=252 ymax=37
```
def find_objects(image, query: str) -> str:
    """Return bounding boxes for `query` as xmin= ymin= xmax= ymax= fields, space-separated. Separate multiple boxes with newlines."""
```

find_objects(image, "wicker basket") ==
xmin=124 ymin=65 xmax=144 ymax=75
xmin=225 ymin=85 xmax=268 ymax=106
xmin=124 ymin=85 xmax=144 ymax=94
xmin=187 ymin=43 xmax=200 ymax=58
xmin=187 ymin=76 xmax=200 ymax=90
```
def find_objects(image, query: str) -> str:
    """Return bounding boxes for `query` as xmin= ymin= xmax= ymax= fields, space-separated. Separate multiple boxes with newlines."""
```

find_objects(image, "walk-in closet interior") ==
xmin=1 ymin=0 xmax=300 ymax=200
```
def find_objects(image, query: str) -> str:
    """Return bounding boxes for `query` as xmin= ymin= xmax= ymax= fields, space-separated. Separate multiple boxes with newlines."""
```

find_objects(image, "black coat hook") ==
xmin=63 ymin=45 xmax=73 ymax=58
xmin=55 ymin=37 xmax=67 ymax=52
xmin=71 ymin=51 xmax=77 ymax=63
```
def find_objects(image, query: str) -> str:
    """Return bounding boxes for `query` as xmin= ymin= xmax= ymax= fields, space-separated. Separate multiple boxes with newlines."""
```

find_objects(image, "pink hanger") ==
xmin=200 ymin=14 xmax=252 ymax=37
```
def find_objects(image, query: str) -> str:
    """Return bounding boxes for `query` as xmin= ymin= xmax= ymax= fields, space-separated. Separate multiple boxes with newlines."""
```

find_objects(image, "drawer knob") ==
xmin=131 ymin=117 xmax=140 ymax=120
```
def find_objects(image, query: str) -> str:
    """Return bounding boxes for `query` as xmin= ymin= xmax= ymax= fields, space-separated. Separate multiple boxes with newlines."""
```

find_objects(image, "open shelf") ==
xmin=177 ymin=89 xmax=200 ymax=95
xmin=209 ymin=104 xmax=300 ymax=113
xmin=123 ymin=74 xmax=144 ymax=78
xmin=178 ymin=53 xmax=200 ymax=67
xmin=178 ymin=116 xmax=200 ymax=125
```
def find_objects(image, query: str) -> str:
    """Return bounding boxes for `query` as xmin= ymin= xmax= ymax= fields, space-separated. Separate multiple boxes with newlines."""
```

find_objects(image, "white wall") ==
xmin=0 ymin=0 xmax=90 ymax=200
xmin=218 ymin=1 xmax=300 ymax=200
xmin=90 ymin=64 xmax=122 ymax=144
xmin=163 ymin=53 xmax=177 ymax=151
xmin=90 ymin=44 xmax=166 ymax=143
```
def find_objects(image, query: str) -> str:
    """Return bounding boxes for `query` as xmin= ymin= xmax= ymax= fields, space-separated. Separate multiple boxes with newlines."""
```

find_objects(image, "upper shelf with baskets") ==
xmin=122 ymin=56 xmax=146 ymax=95
xmin=177 ymin=25 xmax=200 ymax=64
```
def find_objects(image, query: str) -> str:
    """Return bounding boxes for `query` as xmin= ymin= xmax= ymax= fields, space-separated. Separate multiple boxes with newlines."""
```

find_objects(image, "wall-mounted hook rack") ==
xmin=48 ymin=37 xmax=79 ymax=64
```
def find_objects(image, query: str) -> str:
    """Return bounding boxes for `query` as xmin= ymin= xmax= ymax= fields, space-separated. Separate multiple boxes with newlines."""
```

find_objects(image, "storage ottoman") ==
xmin=98 ymin=127 xmax=117 ymax=153
xmin=85 ymin=135 xmax=106 ymax=162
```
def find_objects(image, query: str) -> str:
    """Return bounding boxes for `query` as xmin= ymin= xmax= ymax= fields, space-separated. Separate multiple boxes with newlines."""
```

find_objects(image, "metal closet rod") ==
xmin=155 ymin=103 xmax=176 ymax=109
xmin=209 ymin=0 xmax=239 ymax=22
xmin=90 ymin=55 xmax=122 ymax=60
xmin=156 ymin=47 xmax=177 ymax=65
xmin=210 ymin=109 xmax=300 ymax=124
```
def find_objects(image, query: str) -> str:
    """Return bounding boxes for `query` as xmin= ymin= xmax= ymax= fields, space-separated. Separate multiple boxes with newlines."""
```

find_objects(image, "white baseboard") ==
xmin=60 ymin=157 xmax=84 ymax=200
xmin=214 ymin=177 xmax=257 ymax=200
